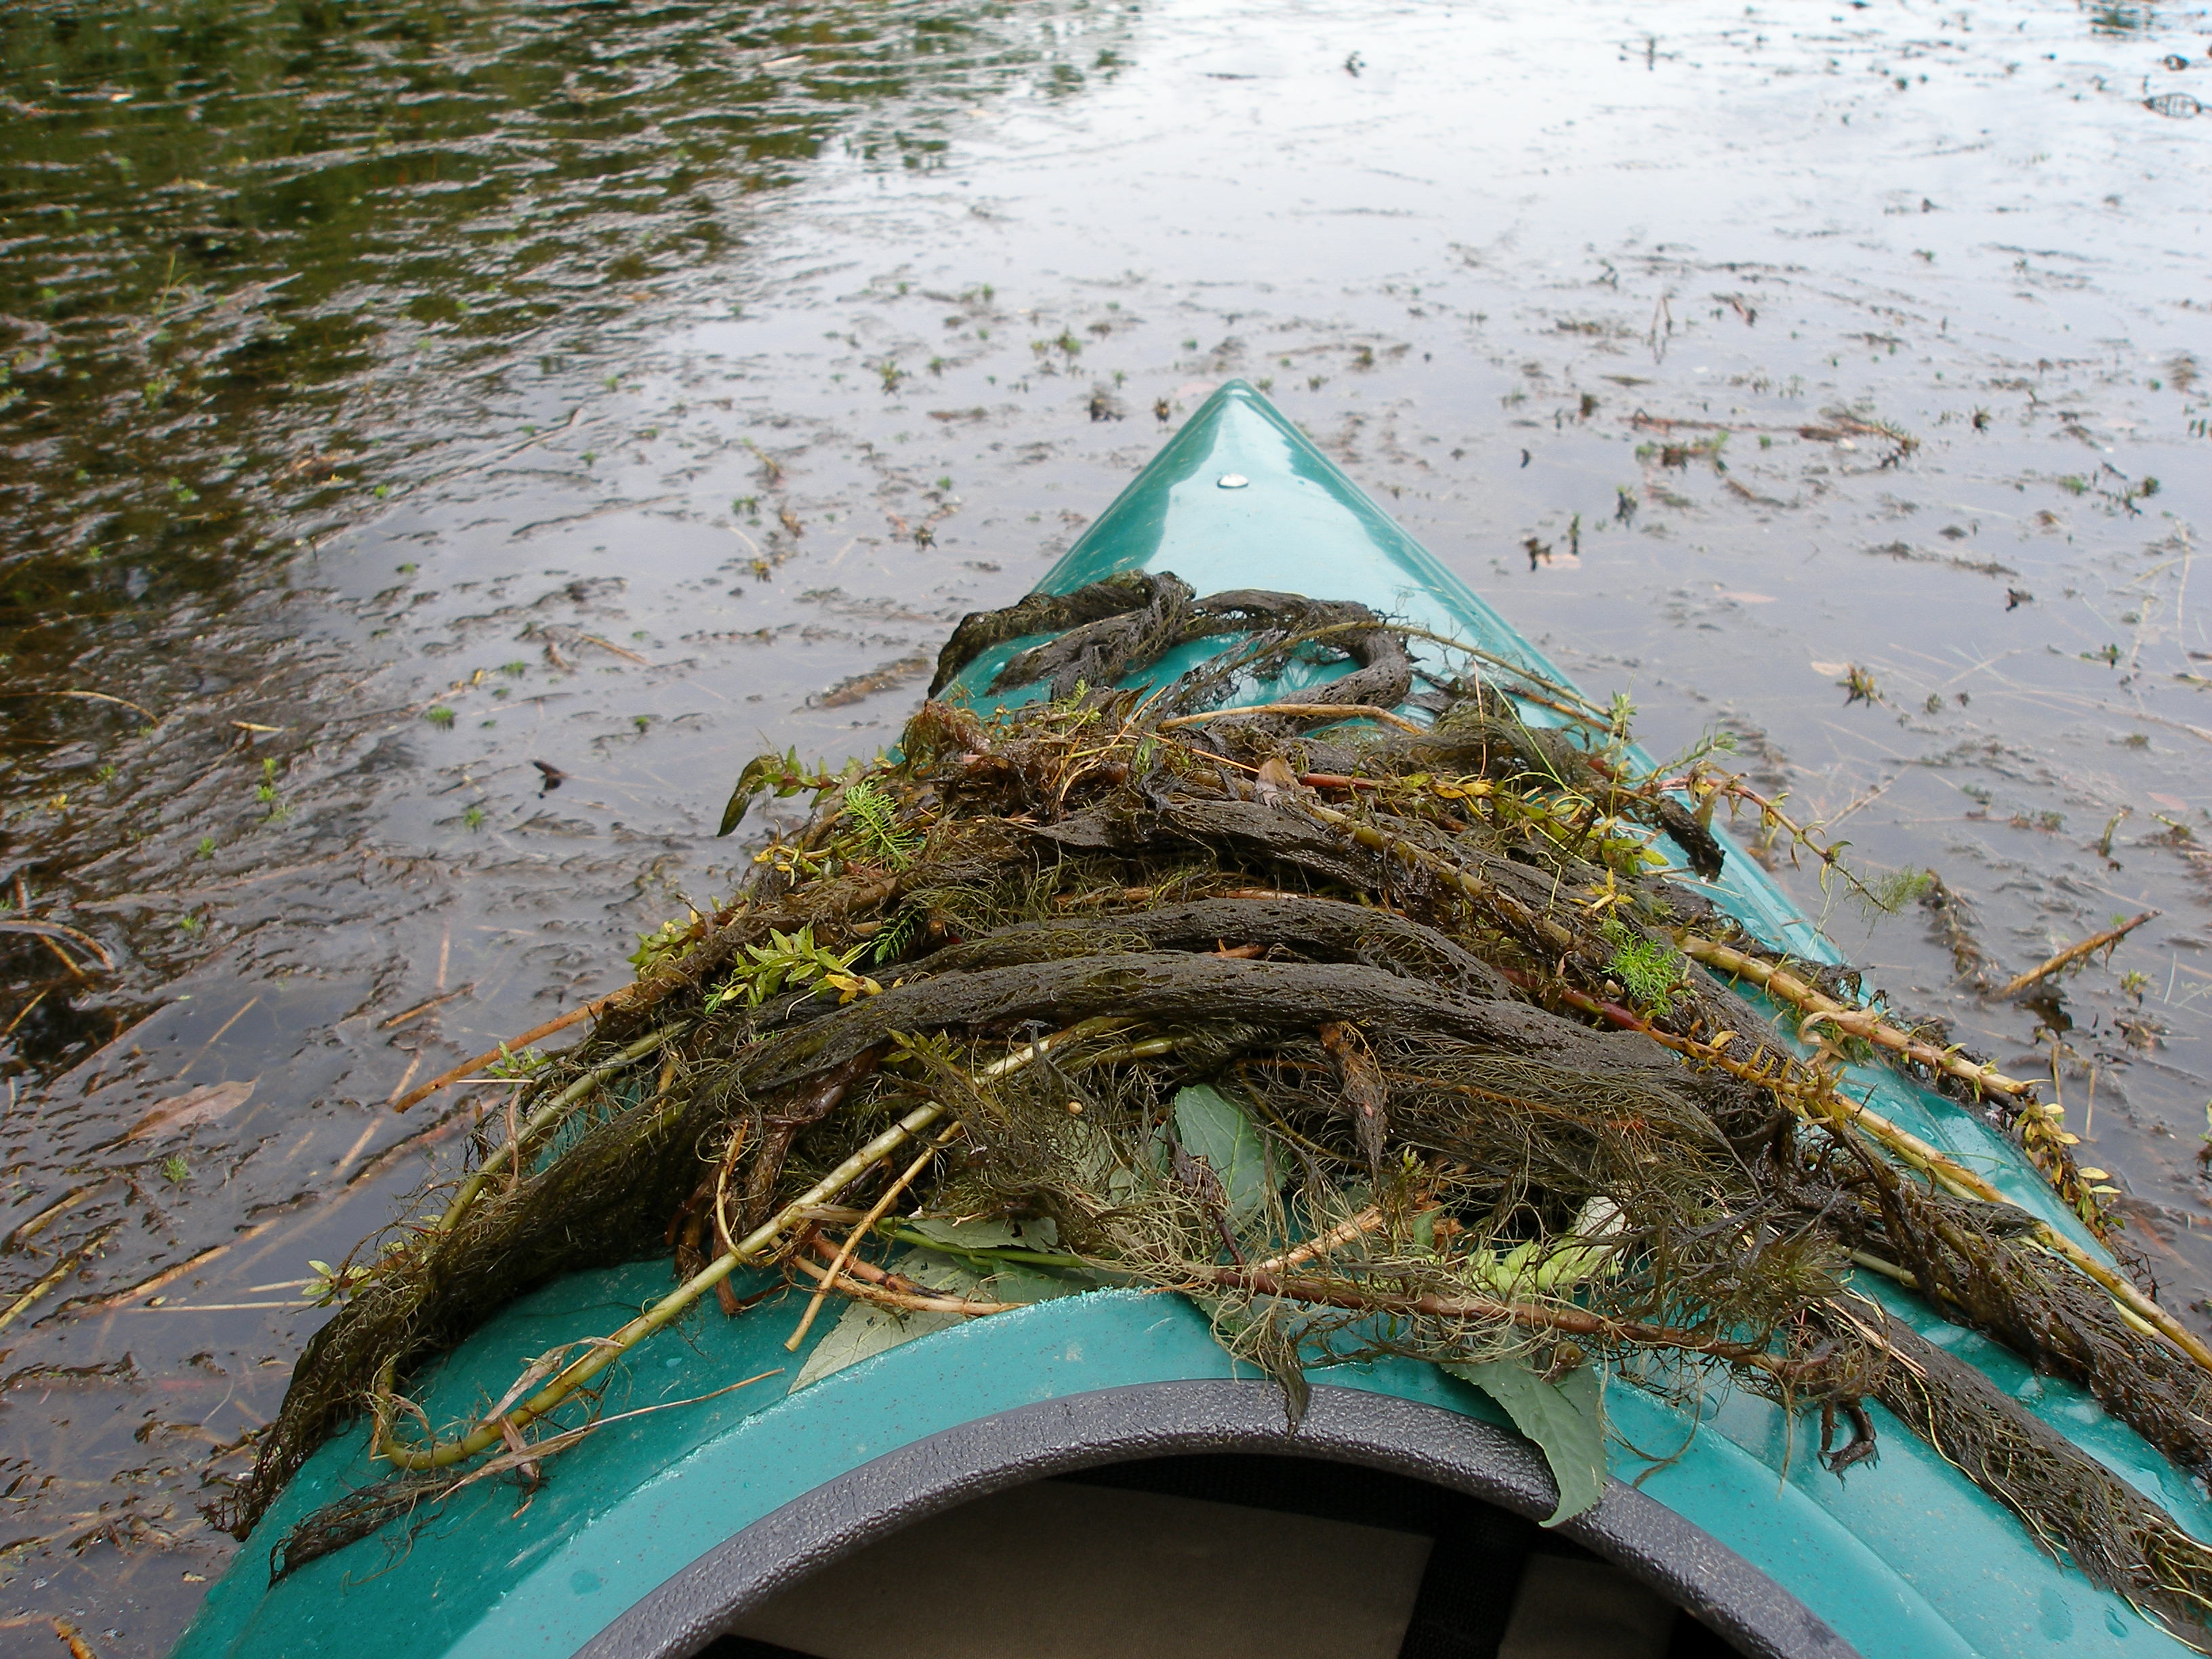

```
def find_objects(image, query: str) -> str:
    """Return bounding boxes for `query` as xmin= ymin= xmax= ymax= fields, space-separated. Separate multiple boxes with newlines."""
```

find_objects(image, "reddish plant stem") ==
xmin=1172 ymin=1261 xmax=1786 ymax=1375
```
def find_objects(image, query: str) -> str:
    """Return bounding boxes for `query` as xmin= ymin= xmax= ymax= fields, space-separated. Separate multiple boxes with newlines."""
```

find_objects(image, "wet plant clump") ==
xmin=235 ymin=579 xmax=2212 ymax=1646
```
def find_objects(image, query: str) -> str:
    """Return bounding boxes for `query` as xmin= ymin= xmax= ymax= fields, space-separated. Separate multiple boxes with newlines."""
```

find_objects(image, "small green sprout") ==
xmin=306 ymin=1258 xmax=374 ymax=1305
xmin=1601 ymin=920 xmax=1685 ymax=1013
xmin=628 ymin=919 xmax=696 ymax=977
xmin=485 ymin=1045 xmax=550 ymax=1080
xmin=1864 ymin=867 xmax=1935 ymax=914
xmin=703 ymin=925 xmax=878 ymax=1014
xmin=841 ymin=778 xmax=922 ymax=868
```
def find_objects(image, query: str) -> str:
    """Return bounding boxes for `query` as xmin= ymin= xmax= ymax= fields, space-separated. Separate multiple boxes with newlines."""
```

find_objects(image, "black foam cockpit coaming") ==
xmin=577 ymin=1381 xmax=1854 ymax=1659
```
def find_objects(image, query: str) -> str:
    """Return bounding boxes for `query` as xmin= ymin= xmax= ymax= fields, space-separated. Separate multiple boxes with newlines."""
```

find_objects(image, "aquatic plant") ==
xmin=235 ymin=577 xmax=2212 ymax=1648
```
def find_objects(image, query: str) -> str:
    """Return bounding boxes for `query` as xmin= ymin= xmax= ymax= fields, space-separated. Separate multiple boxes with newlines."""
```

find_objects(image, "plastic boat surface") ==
xmin=173 ymin=382 xmax=2209 ymax=1659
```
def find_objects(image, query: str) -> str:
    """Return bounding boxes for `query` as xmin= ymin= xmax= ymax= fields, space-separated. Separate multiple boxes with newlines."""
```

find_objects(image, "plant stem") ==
xmin=377 ymin=1097 xmax=950 ymax=1470
xmin=1538 ymin=974 xmax=2212 ymax=1378
xmin=1173 ymin=1261 xmax=1789 ymax=1377
xmin=1296 ymin=796 xmax=1580 ymax=953
xmin=787 ymin=1125 xmax=960 ymax=1351
xmin=880 ymin=1227 xmax=1095 ymax=1271
xmin=1847 ymin=1250 xmax=1918 ymax=1286
xmin=433 ymin=1028 xmax=676 ymax=1235
xmin=792 ymin=1237 xmax=1019 ymax=1317
xmin=373 ymin=1021 xmax=1111 ymax=1473
xmin=1254 ymin=1207 xmax=1385 ymax=1273
xmin=1995 ymin=911 xmax=2158 ymax=999
xmin=2037 ymin=1233 xmax=2212 ymax=1376
xmin=1159 ymin=702 xmax=1428 ymax=735
xmin=1679 ymin=935 xmax=2035 ymax=1100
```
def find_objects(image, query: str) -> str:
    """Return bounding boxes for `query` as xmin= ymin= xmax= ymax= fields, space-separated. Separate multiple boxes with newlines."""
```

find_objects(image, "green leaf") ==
xmin=1066 ymin=1118 xmax=1141 ymax=1204
xmin=904 ymin=1216 xmax=1023 ymax=1250
xmin=716 ymin=753 xmax=780 ymax=837
xmin=1172 ymin=1084 xmax=1272 ymax=1226
xmin=977 ymin=1264 xmax=1090 ymax=1306
xmin=1442 ymin=1357 xmax=1607 ymax=1526
xmin=787 ymin=1242 xmax=1086 ymax=1393
xmin=787 ymin=1251 xmax=983 ymax=1392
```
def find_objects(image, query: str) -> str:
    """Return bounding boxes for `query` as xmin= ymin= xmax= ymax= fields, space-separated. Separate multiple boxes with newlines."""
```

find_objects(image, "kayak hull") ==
xmin=176 ymin=383 xmax=2209 ymax=1659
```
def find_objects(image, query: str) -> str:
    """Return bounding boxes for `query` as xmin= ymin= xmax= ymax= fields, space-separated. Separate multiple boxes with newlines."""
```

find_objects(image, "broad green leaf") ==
xmin=979 ymin=1264 xmax=1090 ymax=1305
xmin=905 ymin=1214 xmax=1065 ymax=1256
xmin=901 ymin=1223 xmax=1090 ymax=1300
xmin=904 ymin=1216 xmax=1023 ymax=1250
xmin=1172 ymin=1083 xmax=1272 ymax=1226
xmin=787 ymin=1245 xmax=1086 ymax=1392
xmin=1065 ymin=1116 xmax=1142 ymax=1204
xmin=787 ymin=1251 xmax=982 ymax=1392
xmin=1443 ymin=1357 xmax=1607 ymax=1526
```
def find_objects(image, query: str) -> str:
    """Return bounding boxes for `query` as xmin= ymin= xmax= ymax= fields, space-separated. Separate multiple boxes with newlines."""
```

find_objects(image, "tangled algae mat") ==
xmin=229 ymin=577 xmax=2212 ymax=1645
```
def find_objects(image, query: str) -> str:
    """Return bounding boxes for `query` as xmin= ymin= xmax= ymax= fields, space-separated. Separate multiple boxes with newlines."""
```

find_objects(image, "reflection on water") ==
xmin=1 ymin=0 xmax=1071 ymax=594
xmin=3 ymin=0 xmax=2212 ymax=1649
xmin=0 ymin=0 xmax=1113 ymax=1076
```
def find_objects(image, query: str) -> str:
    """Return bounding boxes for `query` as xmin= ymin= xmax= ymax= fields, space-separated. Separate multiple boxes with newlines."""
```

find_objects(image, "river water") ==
xmin=2 ymin=0 xmax=2209 ymax=1648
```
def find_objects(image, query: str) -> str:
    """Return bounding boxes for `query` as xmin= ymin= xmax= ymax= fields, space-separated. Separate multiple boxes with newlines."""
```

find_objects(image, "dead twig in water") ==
xmin=3 ymin=1182 xmax=110 ymax=1253
xmin=0 ymin=689 xmax=156 ymax=721
xmin=391 ymin=989 xmax=634 ymax=1113
xmin=0 ymin=1229 xmax=112 ymax=1334
xmin=1996 ymin=912 xmax=2158 ymax=1000
xmin=0 ymin=919 xmax=113 ymax=972
xmin=379 ymin=985 xmax=475 ymax=1031
xmin=69 ymin=1219 xmax=281 ymax=1313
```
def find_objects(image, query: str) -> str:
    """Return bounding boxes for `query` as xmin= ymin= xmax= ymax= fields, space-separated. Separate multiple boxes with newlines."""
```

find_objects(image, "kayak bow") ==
xmin=175 ymin=382 xmax=2212 ymax=1659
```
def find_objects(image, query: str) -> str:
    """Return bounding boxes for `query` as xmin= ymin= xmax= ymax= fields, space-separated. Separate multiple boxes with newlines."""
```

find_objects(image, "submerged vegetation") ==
xmin=236 ymin=577 xmax=2212 ymax=1645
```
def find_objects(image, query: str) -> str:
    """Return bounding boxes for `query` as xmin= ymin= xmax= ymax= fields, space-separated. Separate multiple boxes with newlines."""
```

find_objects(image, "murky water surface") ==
xmin=3 ymin=0 xmax=2211 ymax=1647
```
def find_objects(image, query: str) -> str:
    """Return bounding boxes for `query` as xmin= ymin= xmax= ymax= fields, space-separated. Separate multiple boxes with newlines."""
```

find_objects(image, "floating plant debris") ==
xmin=236 ymin=579 xmax=2212 ymax=1646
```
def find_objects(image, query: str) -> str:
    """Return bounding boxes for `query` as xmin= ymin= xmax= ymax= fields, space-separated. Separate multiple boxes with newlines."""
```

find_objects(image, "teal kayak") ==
xmin=175 ymin=382 xmax=2212 ymax=1659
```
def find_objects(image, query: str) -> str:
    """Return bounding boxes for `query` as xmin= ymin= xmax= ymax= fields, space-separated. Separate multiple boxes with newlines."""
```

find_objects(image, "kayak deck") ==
xmin=173 ymin=382 xmax=2211 ymax=1659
